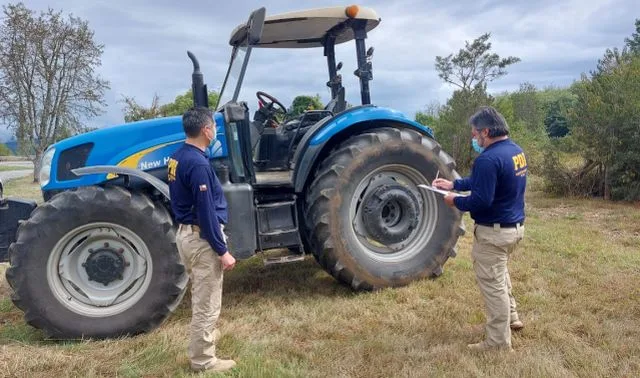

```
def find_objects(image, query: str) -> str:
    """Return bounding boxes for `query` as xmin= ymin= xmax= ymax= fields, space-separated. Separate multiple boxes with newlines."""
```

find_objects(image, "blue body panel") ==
xmin=43 ymin=113 xmax=228 ymax=191
xmin=309 ymin=106 xmax=434 ymax=146
xmin=43 ymin=104 xmax=433 ymax=193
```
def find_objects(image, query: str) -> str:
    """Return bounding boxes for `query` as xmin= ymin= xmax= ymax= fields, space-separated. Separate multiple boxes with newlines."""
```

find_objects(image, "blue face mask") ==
xmin=472 ymin=138 xmax=485 ymax=153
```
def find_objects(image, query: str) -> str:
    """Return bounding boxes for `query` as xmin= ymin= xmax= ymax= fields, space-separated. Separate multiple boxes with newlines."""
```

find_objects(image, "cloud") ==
xmin=2 ymin=0 xmax=638 ymax=137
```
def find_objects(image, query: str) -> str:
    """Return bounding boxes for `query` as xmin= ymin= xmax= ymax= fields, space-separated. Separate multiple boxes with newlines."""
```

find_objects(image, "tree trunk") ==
xmin=33 ymin=150 xmax=43 ymax=184
xmin=603 ymin=164 xmax=610 ymax=200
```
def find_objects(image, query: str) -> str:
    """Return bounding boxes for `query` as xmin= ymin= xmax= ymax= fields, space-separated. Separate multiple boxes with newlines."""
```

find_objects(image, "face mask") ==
xmin=472 ymin=138 xmax=485 ymax=153
xmin=204 ymin=124 xmax=216 ymax=146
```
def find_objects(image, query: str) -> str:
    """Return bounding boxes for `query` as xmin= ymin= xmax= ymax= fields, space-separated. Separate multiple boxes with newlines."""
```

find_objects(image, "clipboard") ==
xmin=418 ymin=184 xmax=468 ymax=197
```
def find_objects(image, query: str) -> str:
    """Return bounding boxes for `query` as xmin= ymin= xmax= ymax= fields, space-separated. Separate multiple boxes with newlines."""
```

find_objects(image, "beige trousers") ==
xmin=471 ymin=224 xmax=525 ymax=347
xmin=176 ymin=224 xmax=225 ymax=370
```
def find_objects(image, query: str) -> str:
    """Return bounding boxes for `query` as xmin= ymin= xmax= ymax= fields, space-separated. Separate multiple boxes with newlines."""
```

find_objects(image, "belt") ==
xmin=476 ymin=222 xmax=523 ymax=229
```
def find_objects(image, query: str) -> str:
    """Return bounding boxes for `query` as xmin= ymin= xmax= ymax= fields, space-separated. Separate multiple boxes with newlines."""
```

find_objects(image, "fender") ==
xmin=72 ymin=166 xmax=170 ymax=199
xmin=292 ymin=105 xmax=435 ymax=193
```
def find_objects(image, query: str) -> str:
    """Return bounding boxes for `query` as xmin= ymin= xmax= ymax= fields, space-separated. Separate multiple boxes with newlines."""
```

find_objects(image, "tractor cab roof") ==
xmin=229 ymin=5 xmax=380 ymax=48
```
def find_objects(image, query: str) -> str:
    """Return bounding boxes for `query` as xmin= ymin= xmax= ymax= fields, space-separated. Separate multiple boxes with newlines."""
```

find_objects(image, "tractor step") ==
xmin=254 ymin=170 xmax=293 ymax=187
xmin=263 ymin=254 xmax=306 ymax=266
xmin=256 ymin=197 xmax=303 ymax=251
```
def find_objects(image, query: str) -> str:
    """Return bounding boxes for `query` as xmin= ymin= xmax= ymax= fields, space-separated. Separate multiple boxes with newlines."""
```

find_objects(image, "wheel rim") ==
xmin=47 ymin=222 xmax=153 ymax=317
xmin=349 ymin=164 xmax=439 ymax=263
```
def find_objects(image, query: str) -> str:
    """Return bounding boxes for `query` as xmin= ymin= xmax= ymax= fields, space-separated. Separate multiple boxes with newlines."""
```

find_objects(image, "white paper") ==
xmin=418 ymin=184 xmax=468 ymax=197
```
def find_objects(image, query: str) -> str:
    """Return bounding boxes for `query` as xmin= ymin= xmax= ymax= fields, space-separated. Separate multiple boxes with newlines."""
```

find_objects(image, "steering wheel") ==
xmin=256 ymin=91 xmax=288 ymax=119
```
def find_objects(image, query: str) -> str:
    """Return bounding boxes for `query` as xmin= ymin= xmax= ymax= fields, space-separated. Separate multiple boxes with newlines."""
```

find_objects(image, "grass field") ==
xmin=1 ymin=176 xmax=639 ymax=377
xmin=0 ymin=166 xmax=32 ymax=172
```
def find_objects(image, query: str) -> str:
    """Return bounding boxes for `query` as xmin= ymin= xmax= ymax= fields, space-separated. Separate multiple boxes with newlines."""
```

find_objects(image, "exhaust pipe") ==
xmin=187 ymin=51 xmax=209 ymax=108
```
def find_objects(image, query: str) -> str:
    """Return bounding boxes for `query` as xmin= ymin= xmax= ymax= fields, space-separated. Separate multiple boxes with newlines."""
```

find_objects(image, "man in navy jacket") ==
xmin=168 ymin=107 xmax=237 ymax=372
xmin=433 ymin=106 xmax=526 ymax=352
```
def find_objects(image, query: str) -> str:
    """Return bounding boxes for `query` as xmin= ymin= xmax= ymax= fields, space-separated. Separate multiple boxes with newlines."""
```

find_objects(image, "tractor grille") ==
xmin=56 ymin=143 xmax=93 ymax=181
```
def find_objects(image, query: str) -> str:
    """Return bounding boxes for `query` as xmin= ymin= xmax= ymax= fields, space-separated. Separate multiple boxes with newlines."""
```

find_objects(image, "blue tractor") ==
xmin=1 ymin=6 xmax=465 ymax=339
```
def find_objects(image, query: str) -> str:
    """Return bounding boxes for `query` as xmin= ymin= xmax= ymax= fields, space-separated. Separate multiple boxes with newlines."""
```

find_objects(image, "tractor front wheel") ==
xmin=305 ymin=127 xmax=465 ymax=290
xmin=5 ymin=186 xmax=188 ymax=339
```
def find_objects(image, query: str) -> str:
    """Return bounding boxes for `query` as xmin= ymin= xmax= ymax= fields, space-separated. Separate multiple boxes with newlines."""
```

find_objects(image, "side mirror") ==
xmin=247 ymin=7 xmax=266 ymax=45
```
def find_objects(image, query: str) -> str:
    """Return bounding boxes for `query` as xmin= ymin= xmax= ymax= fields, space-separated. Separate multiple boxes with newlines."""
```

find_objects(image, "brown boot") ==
xmin=192 ymin=359 xmax=237 ymax=372
xmin=510 ymin=319 xmax=524 ymax=331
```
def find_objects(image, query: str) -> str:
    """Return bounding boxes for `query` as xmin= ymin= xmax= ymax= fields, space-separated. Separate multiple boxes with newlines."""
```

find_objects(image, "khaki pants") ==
xmin=176 ymin=224 xmax=226 ymax=370
xmin=471 ymin=224 xmax=525 ymax=347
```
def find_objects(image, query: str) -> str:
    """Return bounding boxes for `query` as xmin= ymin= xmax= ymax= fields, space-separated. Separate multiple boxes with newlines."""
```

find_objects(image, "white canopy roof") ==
xmin=230 ymin=6 xmax=381 ymax=48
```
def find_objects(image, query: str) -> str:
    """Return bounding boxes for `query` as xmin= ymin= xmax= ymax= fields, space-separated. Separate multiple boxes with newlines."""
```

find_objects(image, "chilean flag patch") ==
xmin=199 ymin=184 xmax=208 ymax=191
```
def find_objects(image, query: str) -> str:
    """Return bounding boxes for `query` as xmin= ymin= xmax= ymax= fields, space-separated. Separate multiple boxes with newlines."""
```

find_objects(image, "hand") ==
xmin=220 ymin=252 xmax=236 ymax=271
xmin=432 ymin=178 xmax=453 ymax=190
xmin=444 ymin=193 xmax=457 ymax=207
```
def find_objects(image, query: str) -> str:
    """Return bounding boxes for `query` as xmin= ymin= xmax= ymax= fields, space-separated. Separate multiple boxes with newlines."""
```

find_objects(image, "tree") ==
xmin=160 ymin=90 xmax=219 ymax=117
xmin=538 ymin=87 xmax=576 ymax=138
xmin=563 ymin=19 xmax=640 ymax=200
xmin=121 ymin=90 xmax=220 ymax=122
xmin=415 ymin=101 xmax=442 ymax=127
xmin=624 ymin=18 xmax=640 ymax=55
xmin=511 ymin=82 xmax=543 ymax=132
xmin=432 ymin=33 xmax=519 ymax=173
xmin=493 ymin=86 xmax=552 ymax=175
xmin=415 ymin=112 xmax=438 ymax=128
xmin=435 ymin=33 xmax=520 ymax=91
xmin=569 ymin=55 xmax=640 ymax=200
xmin=121 ymin=94 xmax=163 ymax=123
xmin=0 ymin=3 xmax=109 ymax=182
xmin=432 ymin=87 xmax=494 ymax=173
xmin=289 ymin=94 xmax=323 ymax=117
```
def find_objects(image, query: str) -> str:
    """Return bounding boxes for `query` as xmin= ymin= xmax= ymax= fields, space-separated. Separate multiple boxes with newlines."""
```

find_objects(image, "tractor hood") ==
xmin=42 ymin=113 xmax=227 ymax=191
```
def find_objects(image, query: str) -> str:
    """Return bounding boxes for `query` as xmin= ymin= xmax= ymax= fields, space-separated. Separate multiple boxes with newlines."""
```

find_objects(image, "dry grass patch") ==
xmin=2 ymin=175 xmax=43 ymax=203
xmin=0 ymin=176 xmax=639 ymax=377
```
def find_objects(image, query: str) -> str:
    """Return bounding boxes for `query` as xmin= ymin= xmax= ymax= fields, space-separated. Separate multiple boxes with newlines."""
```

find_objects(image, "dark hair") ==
xmin=469 ymin=106 xmax=509 ymax=137
xmin=182 ymin=107 xmax=213 ymax=138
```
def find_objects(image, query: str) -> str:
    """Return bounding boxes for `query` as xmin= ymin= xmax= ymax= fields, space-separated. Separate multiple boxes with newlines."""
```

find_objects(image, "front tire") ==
xmin=305 ymin=127 xmax=465 ymax=290
xmin=5 ymin=186 xmax=188 ymax=339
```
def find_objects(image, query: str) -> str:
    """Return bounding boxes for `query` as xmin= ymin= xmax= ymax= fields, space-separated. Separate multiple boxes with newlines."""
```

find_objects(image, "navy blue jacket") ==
xmin=453 ymin=139 xmax=527 ymax=225
xmin=168 ymin=143 xmax=228 ymax=255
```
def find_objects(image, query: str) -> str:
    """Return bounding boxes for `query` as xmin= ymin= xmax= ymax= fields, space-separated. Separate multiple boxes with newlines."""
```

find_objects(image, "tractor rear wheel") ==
xmin=305 ymin=127 xmax=465 ymax=290
xmin=5 ymin=186 xmax=188 ymax=339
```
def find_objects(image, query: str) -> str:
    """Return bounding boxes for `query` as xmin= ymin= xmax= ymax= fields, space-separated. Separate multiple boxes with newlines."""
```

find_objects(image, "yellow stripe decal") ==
xmin=106 ymin=141 xmax=180 ymax=179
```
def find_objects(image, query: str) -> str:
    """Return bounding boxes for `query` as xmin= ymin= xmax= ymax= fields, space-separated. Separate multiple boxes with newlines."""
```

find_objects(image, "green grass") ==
xmin=0 ymin=165 xmax=32 ymax=172
xmin=0 ymin=177 xmax=639 ymax=377
xmin=2 ymin=175 xmax=43 ymax=203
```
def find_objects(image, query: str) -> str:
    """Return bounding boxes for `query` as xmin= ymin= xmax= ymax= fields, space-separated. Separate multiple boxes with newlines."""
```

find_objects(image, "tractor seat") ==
xmin=253 ymin=110 xmax=332 ymax=171
xmin=282 ymin=110 xmax=330 ymax=132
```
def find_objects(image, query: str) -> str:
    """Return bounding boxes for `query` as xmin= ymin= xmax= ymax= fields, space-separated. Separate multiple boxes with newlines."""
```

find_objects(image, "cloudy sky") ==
xmin=1 ymin=0 xmax=638 ymax=138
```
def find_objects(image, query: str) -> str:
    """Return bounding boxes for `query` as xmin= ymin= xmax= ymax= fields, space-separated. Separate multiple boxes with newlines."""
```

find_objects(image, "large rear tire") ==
xmin=305 ymin=127 xmax=465 ymax=290
xmin=5 ymin=186 xmax=188 ymax=339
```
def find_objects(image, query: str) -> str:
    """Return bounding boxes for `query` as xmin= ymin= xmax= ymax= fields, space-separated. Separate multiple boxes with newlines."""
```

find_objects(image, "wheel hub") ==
xmin=361 ymin=183 xmax=420 ymax=244
xmin=83 ymin=244 xmax=128 ymax=286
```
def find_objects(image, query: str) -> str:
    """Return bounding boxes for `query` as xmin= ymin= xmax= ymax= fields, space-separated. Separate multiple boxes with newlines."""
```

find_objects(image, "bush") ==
xmin=0 ymin=143 xmax=13 ymax=156
xmin=540 ymin=138 xmax=603 ymax=197
xmin=508 ymin=120 xmax=549 ymax=176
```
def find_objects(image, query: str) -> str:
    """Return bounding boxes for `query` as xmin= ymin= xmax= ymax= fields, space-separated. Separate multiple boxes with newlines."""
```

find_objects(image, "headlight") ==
xmin=39 ymin=147 xmax=56 ymax=187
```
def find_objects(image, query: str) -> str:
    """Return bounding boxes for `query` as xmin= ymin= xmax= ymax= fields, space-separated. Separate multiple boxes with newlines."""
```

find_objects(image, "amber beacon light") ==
xmin=345 ymin=5 xmax=359 ymax=18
